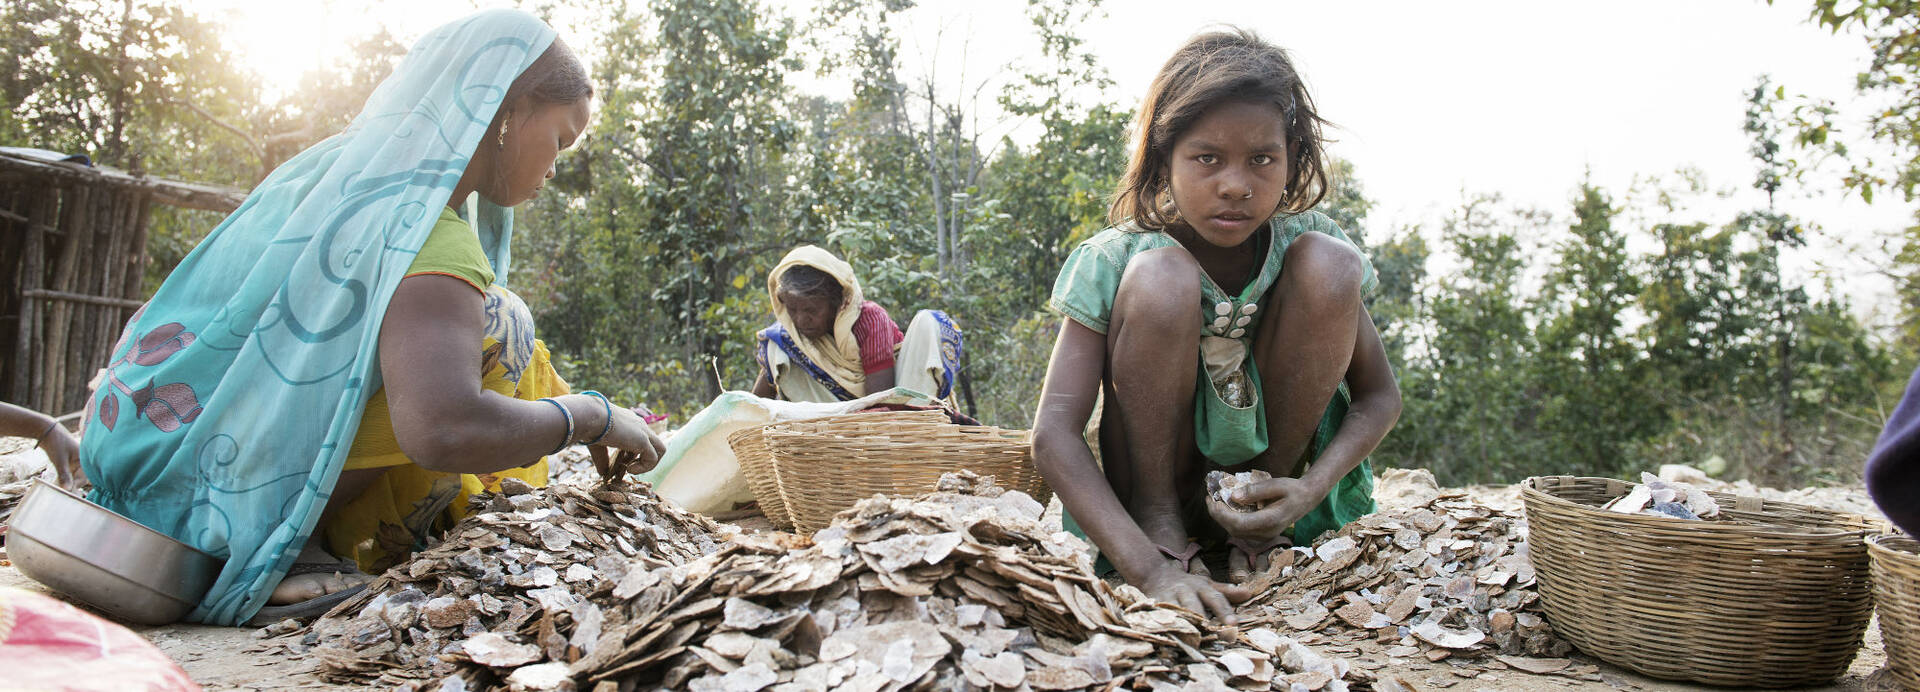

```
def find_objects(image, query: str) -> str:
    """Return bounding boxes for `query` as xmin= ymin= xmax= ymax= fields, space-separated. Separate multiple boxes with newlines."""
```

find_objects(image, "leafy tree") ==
xmin=518 ymin=0 xmax=804 ymax=408
xmin=1776 ymin=0 xmax=1920 ymax=201
xmin=1363 ymin=226 xmax=1428 ymax=380
xmin=641 ymin=0 xmax=799 ymax=402
xmin=0 ymin=1 xmax=409 ymax=291
xmin=0 ymin=0 xmax=254 ymax=179
xmin=1390 ymin=196 xmax=1545 ymax=484
xmin=1640 ymin=221 xmax=1761 ymax=396
xmin=1739 ymin=78 xmax=1815 ymax=474
xmin=1776 ymin=1 xmax=1920 ymax=369
xmin=1533 ymin=183 xmax=1657 ymax=477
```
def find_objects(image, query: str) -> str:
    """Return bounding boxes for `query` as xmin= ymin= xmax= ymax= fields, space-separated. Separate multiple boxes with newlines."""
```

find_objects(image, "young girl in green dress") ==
xmin=1032 ymin=28 xmax=1402 ymax=628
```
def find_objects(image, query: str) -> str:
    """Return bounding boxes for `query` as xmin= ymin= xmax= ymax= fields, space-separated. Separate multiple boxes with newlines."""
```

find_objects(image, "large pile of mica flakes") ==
xmin=1234 ymin=488 xmax=1583 ymax=688
xmin=299 ymin=473 xmax=1385 ymax=691
xmin=300 ymin=479 xmax=728 ymax=686
xmin=560 ymin=472 xmax=1367 ymax=692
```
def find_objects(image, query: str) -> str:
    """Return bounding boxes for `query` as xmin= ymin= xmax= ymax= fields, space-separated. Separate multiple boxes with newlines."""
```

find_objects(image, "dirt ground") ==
xmin=0 ymin=437 xmax=1902 ymax=690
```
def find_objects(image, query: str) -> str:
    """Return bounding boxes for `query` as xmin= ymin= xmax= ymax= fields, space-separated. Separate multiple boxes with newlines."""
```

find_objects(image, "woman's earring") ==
xmin=497 ymin=117 xmax=510 ymax=149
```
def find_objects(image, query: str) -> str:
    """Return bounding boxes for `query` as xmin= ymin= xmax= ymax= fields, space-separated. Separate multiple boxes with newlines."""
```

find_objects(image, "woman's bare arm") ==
xmin=380 ymin=275 xmax=608 ymax=473
xmin=864 ymin=366 xmax=896 ymax=394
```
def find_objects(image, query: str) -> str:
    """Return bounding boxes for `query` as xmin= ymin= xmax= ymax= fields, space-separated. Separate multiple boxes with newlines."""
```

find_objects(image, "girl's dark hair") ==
xmin=493 ymin=37 xmax=593 ymax=128
xmin=1108 ymin=28 xmax=1331 ymax=230
xmin=779 ymin=265 xmax=844 ymax=305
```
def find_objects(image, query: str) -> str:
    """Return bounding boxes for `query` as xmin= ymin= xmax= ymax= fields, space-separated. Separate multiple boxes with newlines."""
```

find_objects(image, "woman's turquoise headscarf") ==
xmin=77 ymin=9 xmax=557 ymax=625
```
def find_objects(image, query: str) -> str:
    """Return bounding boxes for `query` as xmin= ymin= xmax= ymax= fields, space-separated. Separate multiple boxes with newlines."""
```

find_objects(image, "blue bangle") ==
xmin=539 ymin=397 xmax=573 ymax=455
xmin=580 ymin=390 xmax=613 ymax=446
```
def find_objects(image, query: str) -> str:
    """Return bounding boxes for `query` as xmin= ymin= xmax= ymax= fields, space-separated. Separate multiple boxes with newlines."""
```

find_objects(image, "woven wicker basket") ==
xmin=755 ymin=414 xmax=1048 ymax=533
xmin=727 ymin=425 xmax=787 ymax=527
xmin=728 ymin=410 xmax=950 ymax=530
xmin=1870 ymin=534 xmax=1920 ymax=690
xmin=1521 ymin=475 xmax=1879 ymax=688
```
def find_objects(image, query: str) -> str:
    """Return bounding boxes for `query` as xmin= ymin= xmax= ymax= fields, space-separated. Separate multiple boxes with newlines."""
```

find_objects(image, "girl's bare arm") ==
xmin=1298 ymin=305 xmax=1401 ymax=495
xmin=1031 ymin=319 xmax=1243 ymax=624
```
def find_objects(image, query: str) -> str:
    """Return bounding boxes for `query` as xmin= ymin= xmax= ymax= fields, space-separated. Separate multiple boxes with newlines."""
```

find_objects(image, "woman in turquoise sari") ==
xmin=77 ymin=10 xmax=664 ymax=626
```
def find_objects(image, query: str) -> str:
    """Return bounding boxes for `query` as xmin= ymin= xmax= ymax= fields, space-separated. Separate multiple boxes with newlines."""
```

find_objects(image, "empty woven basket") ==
xmin=755 ymin=414 xmax=1048 ymax=533
xmin=1521 ymin=475 xmax=1878 ymax=688
xmin=729 ymin=409 xmax=948 ymax=530
xmin=1870 ymin=534 xmax=1920 ymax=690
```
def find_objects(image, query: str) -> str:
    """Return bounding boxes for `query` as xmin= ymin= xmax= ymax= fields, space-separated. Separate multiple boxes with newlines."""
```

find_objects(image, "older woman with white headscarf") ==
xmin=749 ymin=246 xmax=963 ymax=404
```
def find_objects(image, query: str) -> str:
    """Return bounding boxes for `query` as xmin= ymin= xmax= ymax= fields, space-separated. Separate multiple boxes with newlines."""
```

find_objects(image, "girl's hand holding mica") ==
xmin=1206 ymin=476 xmax=1323 ymax=580
xmin=589 ymin=403 xmax=666 ymax=481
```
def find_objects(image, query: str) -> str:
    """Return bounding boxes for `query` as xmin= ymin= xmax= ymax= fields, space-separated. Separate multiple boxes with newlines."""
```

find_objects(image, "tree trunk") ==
xmin=104 ymin=0 xmax=134 ymax=167
xmin=1775 ymin=244 xmax=1795 ymax=475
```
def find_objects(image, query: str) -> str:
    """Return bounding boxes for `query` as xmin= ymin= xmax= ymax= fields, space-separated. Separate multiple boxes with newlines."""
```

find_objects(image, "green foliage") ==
xmin=1359 ymin=105 xmax=1901 ymax=487
xmin=1894 ymin=225 xmax=1920 ymax=354
xmin=1382 ymin=197 xmax=1546 ymax=483
xmin=515 ymin=0 xmax=1134 ymax=423
xmin=1640 ymin=221 xmax=1759 ymax=395
xmin=11 ymin=0 xmax=1904 ymax=491
xmin=1778 ymin=0 xmax=1920 ymax=201
xmin=0 ymin=0 xmax=257 ymax=178
xmin=1363 ymin=227 xmax=1428 ymax=378
xmin=1533 ymin=184 xmax=1659 ymax=478
xmin=967 ymin=105 xmax=1130 ymax=423
xmin=516 ymin=0 xmax=800 ymax=410
xmin=0 ymin=0 xmax=405 ymax=292
xmin=1776 ymin=1 xmax=1920 ymax=374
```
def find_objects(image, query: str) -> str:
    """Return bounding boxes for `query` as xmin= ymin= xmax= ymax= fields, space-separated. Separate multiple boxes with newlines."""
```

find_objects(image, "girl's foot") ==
xmin=1226 ymin=534 xmax=1292 ymax=583
xmin=1156 ymin=540 xmax=1208 ymax=576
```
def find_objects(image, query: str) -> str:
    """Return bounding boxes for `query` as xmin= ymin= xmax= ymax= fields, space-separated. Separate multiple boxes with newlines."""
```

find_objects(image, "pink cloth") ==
xmin=0 ymin=587 xmax=200 ymax=691
xmin=851 ymin=301 xmax=903 ymax=375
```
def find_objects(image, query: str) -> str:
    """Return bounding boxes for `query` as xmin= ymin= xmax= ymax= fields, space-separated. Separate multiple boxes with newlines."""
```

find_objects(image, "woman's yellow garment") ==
xmin=323 ymin=209 xmax=560 ymax=574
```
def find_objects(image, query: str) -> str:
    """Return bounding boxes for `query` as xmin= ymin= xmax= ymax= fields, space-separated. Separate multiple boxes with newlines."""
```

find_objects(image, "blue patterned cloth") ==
xmin=754 ymin=324 xmax=860 ymax=401
xmin=76 ymin=10 xmax=556 ymax=625
xmin=926 ymin=310 xmax=963 ymax=400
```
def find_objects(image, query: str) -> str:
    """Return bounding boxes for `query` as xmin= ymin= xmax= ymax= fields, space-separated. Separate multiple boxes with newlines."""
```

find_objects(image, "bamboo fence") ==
xmin=0 ymin=148 xmax=245 ymax=415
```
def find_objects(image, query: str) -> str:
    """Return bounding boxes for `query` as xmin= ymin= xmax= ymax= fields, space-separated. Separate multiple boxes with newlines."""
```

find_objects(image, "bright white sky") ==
xmin=190 ymin=0 xmax=1915 ymax=316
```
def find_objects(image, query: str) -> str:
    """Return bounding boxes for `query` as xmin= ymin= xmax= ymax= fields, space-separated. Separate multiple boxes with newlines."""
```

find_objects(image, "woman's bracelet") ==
xmin=579 ymin=390 xmax=614 ymax=446
xmin=33 ymin=420 xmax=59 ymax=449
xmin=538 ymin=397 xmax=573 ymax=455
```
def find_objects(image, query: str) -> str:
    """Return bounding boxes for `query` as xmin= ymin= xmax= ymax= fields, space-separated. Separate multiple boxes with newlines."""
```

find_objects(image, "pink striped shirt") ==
xmin=852 ymin=301 xmax=903 ymax=374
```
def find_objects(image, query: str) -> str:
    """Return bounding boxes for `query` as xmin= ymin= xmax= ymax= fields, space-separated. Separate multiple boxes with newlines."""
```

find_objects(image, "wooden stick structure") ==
xmin=0 ymin=148 xmax=246 ymax=415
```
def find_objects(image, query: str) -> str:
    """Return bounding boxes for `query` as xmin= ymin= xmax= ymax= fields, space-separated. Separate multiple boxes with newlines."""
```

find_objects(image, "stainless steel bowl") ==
xmin=8 ymin=477 xmax=220 ymax=625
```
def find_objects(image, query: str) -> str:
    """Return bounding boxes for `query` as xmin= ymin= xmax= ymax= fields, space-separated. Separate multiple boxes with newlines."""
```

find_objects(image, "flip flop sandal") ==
xmin=1226 ymin=534 xmax=1293 ymax=580
xmin=245 ymin=560 xmax=370 ymax=627
xmin=1156 ymin=541 xmax=1206 ymax=576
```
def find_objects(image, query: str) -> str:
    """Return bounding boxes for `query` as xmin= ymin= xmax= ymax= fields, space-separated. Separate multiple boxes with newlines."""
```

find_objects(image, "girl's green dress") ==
xmin=1049 ymin=210 xmax=1378 ymax=548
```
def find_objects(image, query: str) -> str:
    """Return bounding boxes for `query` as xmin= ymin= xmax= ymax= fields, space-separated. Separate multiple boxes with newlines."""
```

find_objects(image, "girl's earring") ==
xmin=497 ymin=117 xmax=510 ymax=149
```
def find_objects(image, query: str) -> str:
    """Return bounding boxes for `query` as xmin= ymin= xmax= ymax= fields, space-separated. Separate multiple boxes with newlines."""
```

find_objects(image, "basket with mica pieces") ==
xmin=729 ymin=409 xmax=948 ymax=530
xmin=1870 ymin=534 xmax=1920 ymax=691
xmin=760 ymin=414 xmax=1049 ymax=533
xmin=1521 ymin=475 xmax=1879 ymax=688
